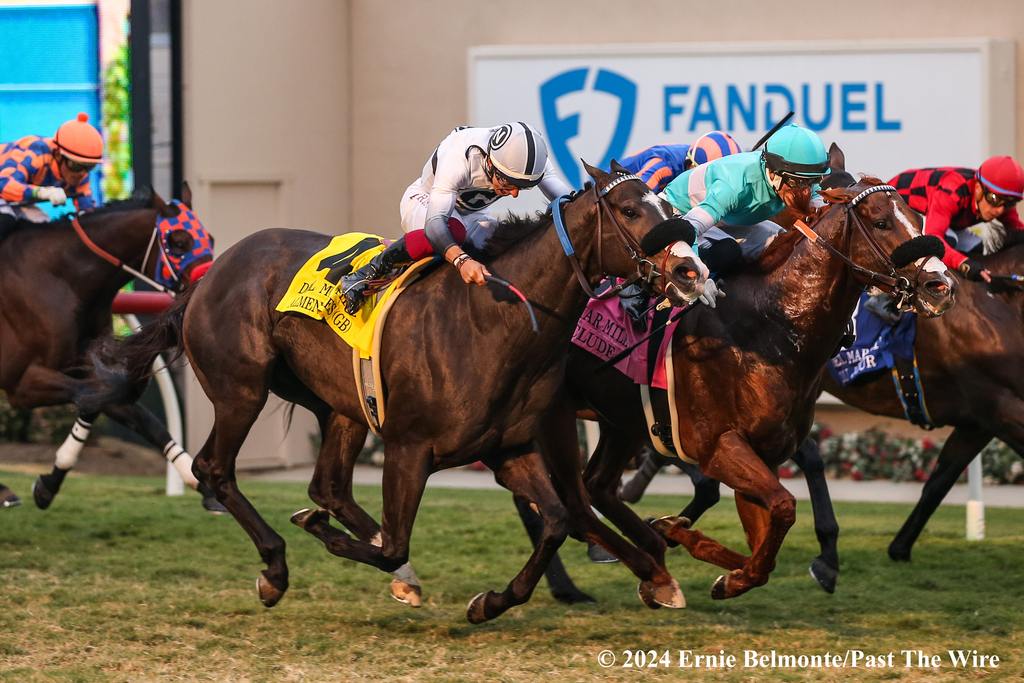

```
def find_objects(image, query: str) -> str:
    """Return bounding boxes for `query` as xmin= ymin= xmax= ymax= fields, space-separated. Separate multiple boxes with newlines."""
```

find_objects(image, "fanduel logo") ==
xmin=539 ymin=68 xmax=637 ymax=188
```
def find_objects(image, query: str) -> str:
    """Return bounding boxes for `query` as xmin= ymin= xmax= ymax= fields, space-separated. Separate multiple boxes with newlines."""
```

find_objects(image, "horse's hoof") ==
xmin=0 ymin=487 xmax=21 ymax=509
xmin=809 ymin=558 xmax=838 ymax=594
xmin=711 ymin=575 xmax=728 ymax=600
xmin=290 ymin=507 xmax=328 ymax=530
xmin=256 ymin=571 xmax=286 ymax=608
xmin=638 ymin=578 xmax=685 ymax=609
xmin=390 ymin=579 xmax=422 ymax=608
xmin=552 ymin=588 xmax=596 ymax=605
xmin=197 ymin=482 xmax=227 ymax=515
xmin=888 ymin=543 xmax=911 ymax=562
xmin=31 ymin=478 xmax=55 ymax=510
xmin=587 ymin=543 xmax=620 ymax=564
xmin=466 ymin=591 xmax=497 ymax=624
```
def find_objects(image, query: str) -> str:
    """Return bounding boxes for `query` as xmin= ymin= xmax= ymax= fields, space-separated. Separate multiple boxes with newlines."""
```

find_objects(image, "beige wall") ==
xmin=348 ymin=0 xmax=1024 ymax=230
xmin=181 ymin=0 xmax=1022 ymax=466
xmin=181 ymin=0 xmax=350 ymax=467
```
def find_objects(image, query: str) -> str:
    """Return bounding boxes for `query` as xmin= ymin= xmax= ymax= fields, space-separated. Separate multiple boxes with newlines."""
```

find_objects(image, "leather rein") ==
xmin=70 ymin=213 xmax=175 ymax=294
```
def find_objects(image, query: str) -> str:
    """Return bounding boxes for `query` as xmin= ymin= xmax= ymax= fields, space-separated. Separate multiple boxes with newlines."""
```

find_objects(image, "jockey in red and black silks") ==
xmin=889 ymin=156 xmax=1024 ymax=282
xmin=0 ymin=113 xmax=102 ymax=237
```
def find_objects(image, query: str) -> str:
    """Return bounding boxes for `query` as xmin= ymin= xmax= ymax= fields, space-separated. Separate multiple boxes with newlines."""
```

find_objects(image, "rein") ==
xmin=70 ymin=213 xmax=174 ymax=294
xmin=550 ymin=174 xmax=660 ymax=300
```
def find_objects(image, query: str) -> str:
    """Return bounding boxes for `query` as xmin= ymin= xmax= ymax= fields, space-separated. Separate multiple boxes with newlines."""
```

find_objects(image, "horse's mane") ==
xmin=472 ymin=207 xmax=555 ymax=260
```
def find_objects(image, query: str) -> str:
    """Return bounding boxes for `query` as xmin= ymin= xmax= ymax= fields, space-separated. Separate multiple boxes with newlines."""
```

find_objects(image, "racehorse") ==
xmin=818 ymin=234 xmax=1024 ymax=561
xmin=76 ymin=163 xmax=707 ymax=622
xmin=0 ymin=185 xmax=217 ymax=510
xmin=529 ymin=146 xmax=956 ymax=601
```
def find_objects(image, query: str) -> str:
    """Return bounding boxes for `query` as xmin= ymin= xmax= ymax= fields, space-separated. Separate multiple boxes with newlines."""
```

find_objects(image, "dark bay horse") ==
xmin=535 ymin=152 xmax=956 ymax=601
xmin=77 ymin=163 xmax=707 ymax=622
xmin=0 ymin=186 xmax=217 ymax=510
xmin=819 ymin=238 xmax=1024 ymax=561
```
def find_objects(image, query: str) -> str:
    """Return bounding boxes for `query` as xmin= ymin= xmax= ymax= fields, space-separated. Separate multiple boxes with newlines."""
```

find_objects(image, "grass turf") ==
xmin=0 ymin=469 xmax=1020 ymax=681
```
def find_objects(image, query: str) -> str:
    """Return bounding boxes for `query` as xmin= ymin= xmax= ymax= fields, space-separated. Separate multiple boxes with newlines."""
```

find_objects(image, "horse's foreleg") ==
xmin=702 ymin=431 xmax=796 ymax=600
xmin=537 ymin=399 xmax=685 ymax=610
xmin=790 ymin=437 xmax=839 ymax=592
xmin=513 ymin=495 xmax=594 ymax=604
xmin=676 ymin=460 xmax=722 ymax=526
xmin=618 ymin=448 xmax=672 ymax=503
xmin=584 ymin=426 xmax=667 ymax=564
xmin=467 ymin=449 xmax=571 ymax=623
xmin=889 ymin=425 xmax=991 ymax=561
xmin=307 ymin=413 xmax=423 ymax=607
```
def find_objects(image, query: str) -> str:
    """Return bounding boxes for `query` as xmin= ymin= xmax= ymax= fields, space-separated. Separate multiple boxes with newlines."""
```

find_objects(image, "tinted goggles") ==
xmin=983 ymin=190 xmax=1019 ymax=208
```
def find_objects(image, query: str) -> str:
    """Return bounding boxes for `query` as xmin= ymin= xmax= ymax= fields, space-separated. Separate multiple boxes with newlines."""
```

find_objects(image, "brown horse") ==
xmin=821 ymin=236 xmax=1024 ymax=561
xmin=0 ymin=186 xmax=217 ymax=510
xmin=541 ymin=148 xmax=957 ymax=600
xmin=77 ymin=163 xmax=706 ymax=622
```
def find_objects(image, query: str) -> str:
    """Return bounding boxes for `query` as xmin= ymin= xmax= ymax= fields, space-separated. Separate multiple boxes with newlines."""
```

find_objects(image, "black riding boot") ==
xmin=340 ymin=239 xmax=414 ymax=315
xmin=863 ymin=291 xmax=900 ymax=325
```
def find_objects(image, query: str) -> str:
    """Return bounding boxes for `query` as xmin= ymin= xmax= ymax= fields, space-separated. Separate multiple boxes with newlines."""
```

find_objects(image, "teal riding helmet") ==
xmin=762 ymin=124 xmax=831 ymax=179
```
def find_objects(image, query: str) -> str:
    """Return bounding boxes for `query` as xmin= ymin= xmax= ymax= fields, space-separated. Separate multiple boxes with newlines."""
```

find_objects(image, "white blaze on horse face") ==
xmin=643 ymin=191 xmax=669 ymax=220
xmin=892 ymin=199 xmax=921 ymax=237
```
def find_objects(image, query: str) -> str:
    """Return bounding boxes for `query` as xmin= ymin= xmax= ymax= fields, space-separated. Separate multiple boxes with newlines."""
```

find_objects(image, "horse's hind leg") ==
xmin=32 ymin=412 xmax=95 ymax=509
xmin=192 ymin=392 xmax=291 ymax=607
xmin=306 ymin=413 xmax=423 ymax=606
xmin=889 ymin=425 xmax=991 ymax=562
xmin=467 ymin=448 xmax=571 ymax=624
xmin=513 ymin=496 xmax=595 ymax=604
xmin=790 ymin=437 xmax=839 ymax=593
xmin=676 ymin=460 xmax=722 ymax=527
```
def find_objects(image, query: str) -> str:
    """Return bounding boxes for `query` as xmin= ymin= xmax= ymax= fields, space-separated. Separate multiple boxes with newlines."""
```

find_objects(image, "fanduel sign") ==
xmin=470 ymin=42 xmax=1013 ymax=205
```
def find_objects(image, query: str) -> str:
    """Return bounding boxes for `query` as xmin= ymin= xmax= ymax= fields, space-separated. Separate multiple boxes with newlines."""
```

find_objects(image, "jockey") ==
xmin=340 ymin=123 xmax=572 ymax=314
xmin=659 ymin=124 xmax=830 ymax=267
xmin=0 ymin=113 xmax=102 ymax=238
xmin=864 ymin=155 xmax=1024 ymax=322
xmin=618 ymin=131 xmax=742 ymax=193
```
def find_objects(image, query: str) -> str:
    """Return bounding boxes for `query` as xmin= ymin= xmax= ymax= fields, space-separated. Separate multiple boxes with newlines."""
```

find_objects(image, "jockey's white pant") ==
xmin=399 ymin=179 xmax=499 ymax=251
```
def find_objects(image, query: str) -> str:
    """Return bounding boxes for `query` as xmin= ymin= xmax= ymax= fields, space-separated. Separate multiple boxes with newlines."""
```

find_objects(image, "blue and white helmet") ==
xmin=487 ymin=122 xmax=548 ymax=189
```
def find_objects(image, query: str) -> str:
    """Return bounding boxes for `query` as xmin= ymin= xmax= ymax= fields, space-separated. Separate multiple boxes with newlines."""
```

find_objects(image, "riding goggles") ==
xmin=63 ymin=158 xmax=97 ymax=173
xmin=982 ymin=190 xmax=1019 ymax=208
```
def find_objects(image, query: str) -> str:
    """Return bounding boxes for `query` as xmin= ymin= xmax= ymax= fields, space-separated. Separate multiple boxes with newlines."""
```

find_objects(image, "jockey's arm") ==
xmin=537 ymin=158 xmax=572 ymax=200
xmin=0 ymin=159 xmax=38 ymax=203
xmin=637 ymin=157 xmax=673 ymax=192
xmin=921 ymin=194 xmax=966 ymax=270
xmin=73 ymin=177 xmax=96 ymax=210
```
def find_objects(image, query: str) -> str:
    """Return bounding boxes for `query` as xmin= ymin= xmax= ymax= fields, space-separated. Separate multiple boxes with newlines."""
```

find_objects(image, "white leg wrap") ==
xmin=371 ymin=531 xmax=421 ymax=586
xmin=163 ymin=441 xmax=199 ymax=489
xmin=54 ymin=418 xmax=92 ymax=470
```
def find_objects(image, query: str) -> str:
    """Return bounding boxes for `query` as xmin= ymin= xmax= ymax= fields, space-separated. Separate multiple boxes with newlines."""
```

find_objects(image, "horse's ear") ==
xmin=610 ymin=159 xmax=630 ymax=175
xmin=181 ymin=181 xmax=193 ymax=209
xmin=150 ymin=188 xmax=176 ymax=217
xmin=582 ymin=159 xmax=608 ymax=183
xmin=828 ymin=143 xmax=846 ymax=174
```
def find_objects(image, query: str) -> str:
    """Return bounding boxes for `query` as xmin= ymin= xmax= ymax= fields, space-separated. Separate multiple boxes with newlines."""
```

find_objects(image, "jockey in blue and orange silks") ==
xmin=0 ymin=113 xmax=102 ymax=239
xmin=618 ymin=131 xmax=743 ymax=193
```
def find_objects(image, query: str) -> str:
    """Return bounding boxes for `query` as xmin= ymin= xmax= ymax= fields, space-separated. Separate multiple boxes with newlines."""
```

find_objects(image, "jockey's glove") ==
xmin=958 ymin=258 xmax=987 ymax=282
xmin=698 ymin=278 xmax=725 ymax=309
xmin=34 ymin=186 xmax=68 ymax=206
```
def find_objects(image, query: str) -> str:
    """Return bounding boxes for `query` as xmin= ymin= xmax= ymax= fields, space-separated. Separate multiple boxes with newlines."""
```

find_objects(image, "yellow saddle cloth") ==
xmin=275 ymin=233 xmax=425 ymax=358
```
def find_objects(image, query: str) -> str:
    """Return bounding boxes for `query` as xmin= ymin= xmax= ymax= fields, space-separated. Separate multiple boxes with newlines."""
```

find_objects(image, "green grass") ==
xmin=0 ymin=469 xmax=1021 ymax=682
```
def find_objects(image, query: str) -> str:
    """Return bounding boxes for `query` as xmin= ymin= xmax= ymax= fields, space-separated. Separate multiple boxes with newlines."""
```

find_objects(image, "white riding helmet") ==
xmin=486 ymin=122 xmax=548 ymax=188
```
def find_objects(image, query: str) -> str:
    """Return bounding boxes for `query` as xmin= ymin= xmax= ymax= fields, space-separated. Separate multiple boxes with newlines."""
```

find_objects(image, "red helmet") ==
xmin=977 ymin=155 xmax=1024 ymax=199
xmin=54 ymin=112 xmax=103 ymax=164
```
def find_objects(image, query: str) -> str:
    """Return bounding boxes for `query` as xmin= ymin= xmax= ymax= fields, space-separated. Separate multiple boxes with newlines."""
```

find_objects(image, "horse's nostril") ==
xmin=927 ymin=281 xmax=950 ymax=295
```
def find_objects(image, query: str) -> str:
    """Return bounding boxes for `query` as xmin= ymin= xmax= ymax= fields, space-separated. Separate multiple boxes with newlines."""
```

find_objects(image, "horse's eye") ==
xmin=873 ymin=220 xmax=888 ymax=230
xmin=622 ymin=207 xmax=639 ymax=219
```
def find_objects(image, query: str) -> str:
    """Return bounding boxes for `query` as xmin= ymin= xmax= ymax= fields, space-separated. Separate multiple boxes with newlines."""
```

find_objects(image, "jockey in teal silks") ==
xmin=660 ymin=124 xmax=830 ymax=270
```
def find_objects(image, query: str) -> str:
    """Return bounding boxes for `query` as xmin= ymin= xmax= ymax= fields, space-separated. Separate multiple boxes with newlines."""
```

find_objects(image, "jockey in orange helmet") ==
xmin=0 ymin=113 xmax=102 ymax=234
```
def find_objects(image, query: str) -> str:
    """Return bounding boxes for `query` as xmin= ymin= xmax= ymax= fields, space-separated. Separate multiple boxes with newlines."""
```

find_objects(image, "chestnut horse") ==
xmin=0 ymin=187 xmax=217 ymax=510
xmin=535 ymin=148 xmax=956 ymax=600
xmin=77 ymin=163 xmax=707 ymax=623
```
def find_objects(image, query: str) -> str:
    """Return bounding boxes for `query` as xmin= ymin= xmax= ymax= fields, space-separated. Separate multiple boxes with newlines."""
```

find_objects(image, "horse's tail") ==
xmin=74 ymin=288 xmax=195 ymax=414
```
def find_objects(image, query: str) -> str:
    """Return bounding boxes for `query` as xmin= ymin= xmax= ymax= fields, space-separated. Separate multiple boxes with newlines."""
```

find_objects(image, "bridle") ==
xmin=550 ymin=173 xmax=663 ymax=299
xmin=794 ymin=183 xmax=926 ymax=310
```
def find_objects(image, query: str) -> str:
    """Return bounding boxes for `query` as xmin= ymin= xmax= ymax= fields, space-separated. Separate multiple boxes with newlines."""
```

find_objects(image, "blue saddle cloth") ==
xmin=828 ymin=293 xmax=916 ymax=386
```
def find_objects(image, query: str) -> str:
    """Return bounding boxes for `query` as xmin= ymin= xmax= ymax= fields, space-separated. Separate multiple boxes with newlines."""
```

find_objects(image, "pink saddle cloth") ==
xmin=571 ymin=294 xmax=683 ymax=389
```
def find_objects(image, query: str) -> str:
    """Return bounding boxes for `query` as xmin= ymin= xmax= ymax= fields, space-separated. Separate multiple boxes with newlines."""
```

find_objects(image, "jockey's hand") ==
xmin=698 ymin=278 xmax=725 ymax=308
xmin=35 ymin=186 xmax=68 ymax=206
xmin=959 ymin=258 xmax=991 ymax=283
xmin=457 ymin=257 xmax=491 ymax=286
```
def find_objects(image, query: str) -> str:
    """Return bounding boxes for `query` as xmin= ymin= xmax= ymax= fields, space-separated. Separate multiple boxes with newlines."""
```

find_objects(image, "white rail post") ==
xmin=966 ymin=454 xmax=984 ymax=541
xmin=122 ymin=314 xmax=185 ymax=496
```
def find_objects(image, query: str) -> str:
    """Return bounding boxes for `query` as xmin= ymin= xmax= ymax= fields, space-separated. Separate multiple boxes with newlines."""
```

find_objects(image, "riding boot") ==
xmin=863 ymin=292 xmax=900 ymax=325
xmin=617 ymin=282 xmax=651 ymax=330
xmin=340 ymin=238 xmax=414 ymax=315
